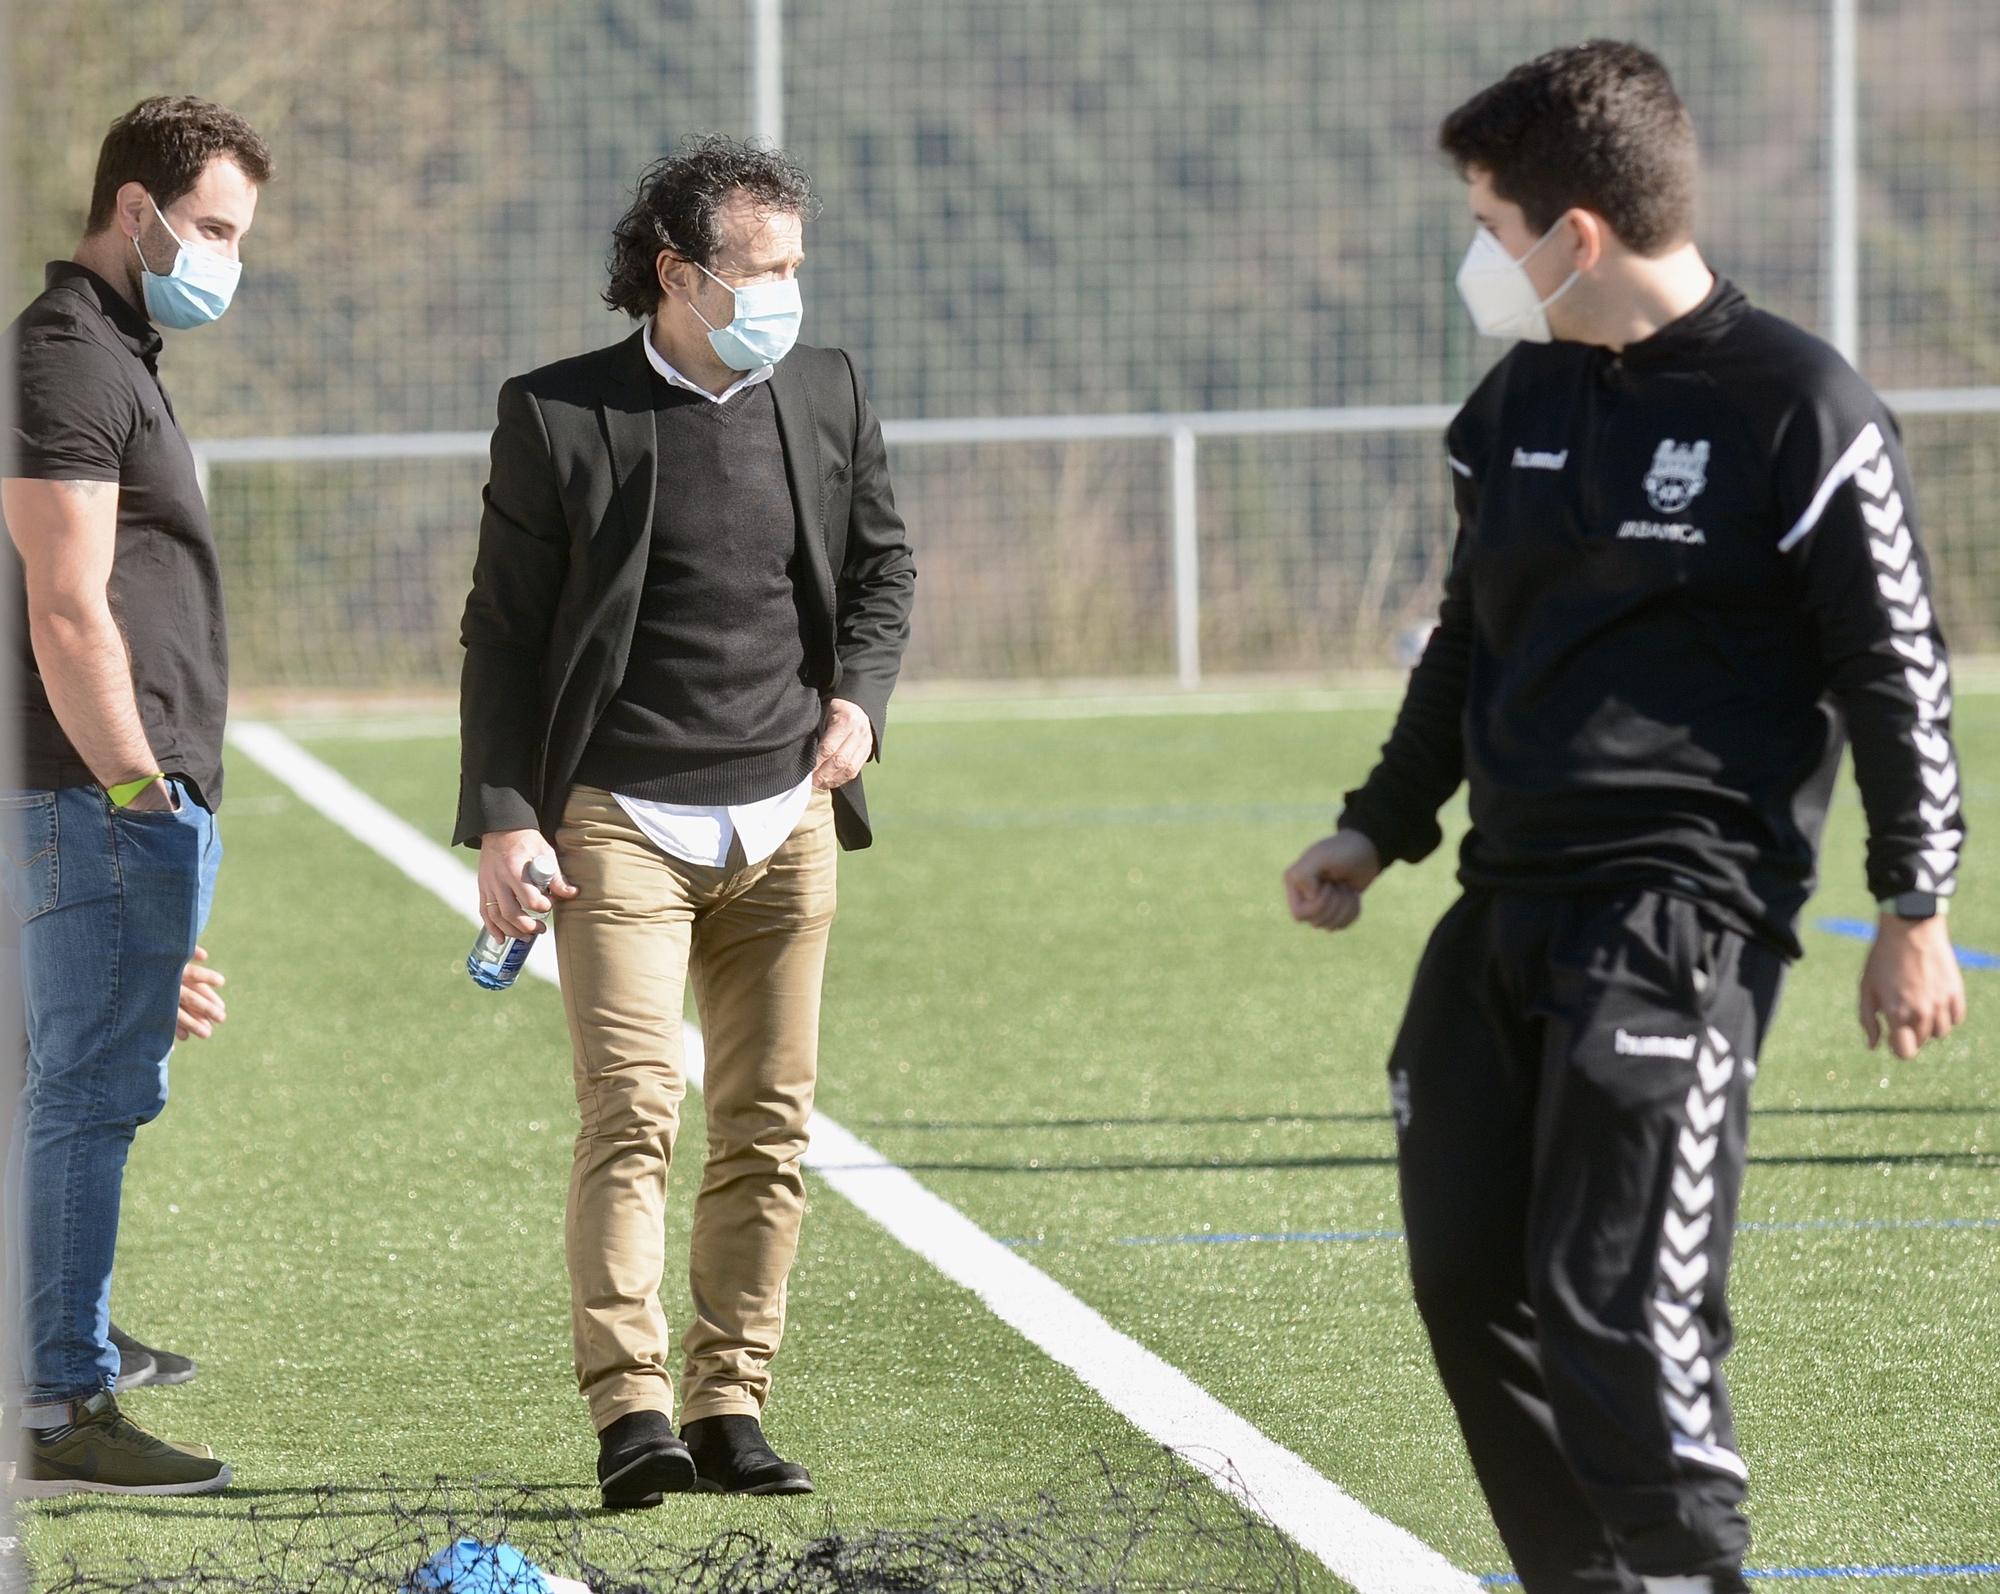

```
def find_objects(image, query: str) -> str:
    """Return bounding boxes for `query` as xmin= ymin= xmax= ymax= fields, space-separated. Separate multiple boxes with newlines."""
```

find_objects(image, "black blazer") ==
xmin=454 ymin=331 xmax=916 ymax=851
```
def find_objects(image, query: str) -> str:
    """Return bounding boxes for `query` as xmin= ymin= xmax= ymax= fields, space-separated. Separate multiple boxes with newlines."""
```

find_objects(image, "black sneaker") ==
xmin=596 ymin=1410 xmax=695 ymax=1510
xmin=110 ymin=1324 xmax=197 ymax=1390
xmin=681 ymin=1414 xmax=813 ymax=1495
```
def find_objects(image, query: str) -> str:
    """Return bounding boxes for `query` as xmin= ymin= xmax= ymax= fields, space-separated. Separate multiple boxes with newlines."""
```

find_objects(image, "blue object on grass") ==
xmin=405 ymin=1540 xmax=552 ymax=1594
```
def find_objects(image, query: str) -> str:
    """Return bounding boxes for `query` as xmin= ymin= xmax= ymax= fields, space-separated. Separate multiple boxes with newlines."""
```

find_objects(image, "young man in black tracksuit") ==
xmin=1285 ymin=43 xmax=1967 ymax=1594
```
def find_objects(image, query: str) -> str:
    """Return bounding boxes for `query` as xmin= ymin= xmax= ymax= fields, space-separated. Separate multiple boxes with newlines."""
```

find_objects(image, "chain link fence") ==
xmin=8 ymin=0 xmax=1998 ymax=690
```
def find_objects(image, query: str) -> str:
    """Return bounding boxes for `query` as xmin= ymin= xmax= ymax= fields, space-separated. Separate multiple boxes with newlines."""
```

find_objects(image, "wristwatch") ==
xmin=1878 ymin=891 xmax=1946 ymax=921
xmin=106 ymin=773 xmax=166 ymax=808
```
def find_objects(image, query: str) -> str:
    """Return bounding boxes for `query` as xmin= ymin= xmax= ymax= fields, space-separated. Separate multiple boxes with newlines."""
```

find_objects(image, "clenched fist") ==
xmin=1283 ymin=830 xmax=1383 ymax=934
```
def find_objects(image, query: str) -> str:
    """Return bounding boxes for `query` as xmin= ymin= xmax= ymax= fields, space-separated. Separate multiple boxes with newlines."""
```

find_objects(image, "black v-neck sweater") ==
xmin=575 ymin=377 xmax=820 ymax=804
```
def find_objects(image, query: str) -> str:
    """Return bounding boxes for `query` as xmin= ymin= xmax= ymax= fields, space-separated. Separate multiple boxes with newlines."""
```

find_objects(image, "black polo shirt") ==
xmin=4 ymin=262 xmax=228 ymax=807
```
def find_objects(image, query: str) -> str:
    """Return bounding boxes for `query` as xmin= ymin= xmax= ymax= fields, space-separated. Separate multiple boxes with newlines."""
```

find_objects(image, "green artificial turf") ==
xmin=20 ymin=695 xmax=1998 ymax=1588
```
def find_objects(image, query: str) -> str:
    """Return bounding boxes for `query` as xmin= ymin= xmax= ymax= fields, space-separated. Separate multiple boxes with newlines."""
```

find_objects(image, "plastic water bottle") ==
xmin=467 ymin=854 xmax=558 ymax=991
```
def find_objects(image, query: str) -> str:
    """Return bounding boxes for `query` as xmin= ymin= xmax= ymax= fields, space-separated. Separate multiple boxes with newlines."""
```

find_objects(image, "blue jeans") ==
xmin=1 ymin=781 xmax=220 ymax=1412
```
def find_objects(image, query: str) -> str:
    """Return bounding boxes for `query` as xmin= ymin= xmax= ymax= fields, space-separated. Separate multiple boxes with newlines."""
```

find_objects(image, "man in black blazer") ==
xmin=455 ymin=137 xmax=914 ymax=1506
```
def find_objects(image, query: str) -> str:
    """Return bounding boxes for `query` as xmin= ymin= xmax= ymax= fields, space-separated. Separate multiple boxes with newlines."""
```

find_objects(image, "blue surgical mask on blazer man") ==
xmin=684 ymin=256 xmax=804 ymax=372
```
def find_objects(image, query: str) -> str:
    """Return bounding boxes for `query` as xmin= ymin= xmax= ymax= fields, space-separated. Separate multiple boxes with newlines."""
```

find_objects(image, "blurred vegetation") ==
xmin=7 ymin=1 xmax=1995 ymax=682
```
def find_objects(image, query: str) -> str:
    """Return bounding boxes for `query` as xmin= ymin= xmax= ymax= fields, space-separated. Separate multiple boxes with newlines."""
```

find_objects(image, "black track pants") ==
xmin=1388 ymin=888 xmax=1786 ymax=1591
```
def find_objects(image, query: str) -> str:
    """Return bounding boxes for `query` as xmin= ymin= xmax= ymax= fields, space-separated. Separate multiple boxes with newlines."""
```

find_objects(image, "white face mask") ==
xmin=1454 ymin=215 xmax=1580 ymax=344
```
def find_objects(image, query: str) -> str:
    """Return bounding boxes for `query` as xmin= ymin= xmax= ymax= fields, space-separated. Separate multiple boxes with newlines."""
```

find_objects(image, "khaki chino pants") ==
xmin=553 ymin=782 xmax=836 ymax=1430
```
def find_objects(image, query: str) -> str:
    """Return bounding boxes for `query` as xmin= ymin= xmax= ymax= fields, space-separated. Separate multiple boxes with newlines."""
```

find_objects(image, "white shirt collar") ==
xmin=641 ymin=329 xmax=774 ymax=404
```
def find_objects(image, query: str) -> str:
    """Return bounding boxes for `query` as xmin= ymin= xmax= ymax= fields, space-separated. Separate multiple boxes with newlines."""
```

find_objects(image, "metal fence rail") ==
xmin=193 ymin=384 xmax=2000 ymax=692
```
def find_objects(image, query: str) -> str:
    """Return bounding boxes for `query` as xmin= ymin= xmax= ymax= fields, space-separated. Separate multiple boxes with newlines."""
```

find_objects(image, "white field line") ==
xmin=225 ymin=718 xmax=1480 ymax=1594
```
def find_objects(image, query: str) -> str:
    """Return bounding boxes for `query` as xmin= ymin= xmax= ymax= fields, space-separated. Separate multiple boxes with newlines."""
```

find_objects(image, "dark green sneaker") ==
xmin=15 ymin=1393 xmax=230 ymax=1496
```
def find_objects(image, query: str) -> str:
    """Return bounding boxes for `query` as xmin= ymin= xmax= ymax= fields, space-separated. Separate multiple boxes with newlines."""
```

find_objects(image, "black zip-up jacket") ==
xmin=1340 ymin=279 xmax=1962 ymax=956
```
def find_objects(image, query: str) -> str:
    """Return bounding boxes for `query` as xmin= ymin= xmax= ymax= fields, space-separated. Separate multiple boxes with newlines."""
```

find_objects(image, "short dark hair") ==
xmin=603 ymin=135 xmax=818 ymax=318
xmin=85 ymin=95 xmax=273 ymax=234
xmin=1438 ymin=41 xmax=1696 ymax=256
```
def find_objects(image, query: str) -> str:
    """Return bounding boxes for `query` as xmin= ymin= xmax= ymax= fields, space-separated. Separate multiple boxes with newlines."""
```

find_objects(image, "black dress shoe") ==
xmin=110 ymin=1324 xmax=197 ymax=1390
xmin=681 ymin=1414 xmax=814 ymax=1495
xmin=596 ymin=1410 xmax=695 ymax=1509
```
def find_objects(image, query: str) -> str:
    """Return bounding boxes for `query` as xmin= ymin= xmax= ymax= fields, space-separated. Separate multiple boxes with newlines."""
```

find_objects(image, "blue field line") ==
xmin=1480 ymin=1566 xmax=2000 ymax=1586
xmin=1112 ymin=1216 xmax=2000 ymax=1248
xmin=1815 ymin=916 xmax=2000 ymax=970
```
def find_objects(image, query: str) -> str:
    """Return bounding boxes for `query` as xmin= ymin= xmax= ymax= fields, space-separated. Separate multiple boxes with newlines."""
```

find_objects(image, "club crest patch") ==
xmin=1644 ymin=439 xmax=1710 ymax=515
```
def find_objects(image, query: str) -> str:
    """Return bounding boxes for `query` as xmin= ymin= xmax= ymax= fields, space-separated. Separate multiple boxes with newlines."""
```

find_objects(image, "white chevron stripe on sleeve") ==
xmin=1870 ymin=523 xmax=1913 ymax=567
xmin=1920 ymin=797 xmax=1961 ymax=830
xmin=1905 ymin=659 xmax=1950 ymax=701
xmin=1887 ymin=593 xmax=1933 ymax=633
xmin=1878 ymin=565 xmax=1924 ymax=606
xmin=1854 ymin=452 xmax=1895 ymax=500
xmin=1916 ymin=691 xmax=1953 ymax=725
xmin=1859 ymin=491 xmax=1905 ymax=540
xmin=1912 ymin=727 xmax=1952 ymax=764
xmin=1834 ymin=428 xmax=1962 ymax=896
xmin=1778 ymin=420 xmax=1884 ymax=551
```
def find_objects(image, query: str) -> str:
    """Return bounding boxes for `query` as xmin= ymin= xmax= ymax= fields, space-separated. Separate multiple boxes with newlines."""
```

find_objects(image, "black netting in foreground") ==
xmin=31 ymin=1449 xmax=1303 ymax=1594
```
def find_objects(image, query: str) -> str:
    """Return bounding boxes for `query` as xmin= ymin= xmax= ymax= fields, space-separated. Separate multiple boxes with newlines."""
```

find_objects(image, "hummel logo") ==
xmin=1615 ymin=1028 xmax=1698 ymax=1060
xmin=1512 ymin=447 xmax=1569 ymax=471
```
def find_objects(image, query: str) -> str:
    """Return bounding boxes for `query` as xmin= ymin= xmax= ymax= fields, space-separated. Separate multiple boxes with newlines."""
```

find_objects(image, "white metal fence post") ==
xmin=750 ymin=0 xmax=783 ymax=149
xmin=1828 ymin=0 xmax=1860 ymax=366
xmin=1170 ymin=425 xmax=1201 ymax=689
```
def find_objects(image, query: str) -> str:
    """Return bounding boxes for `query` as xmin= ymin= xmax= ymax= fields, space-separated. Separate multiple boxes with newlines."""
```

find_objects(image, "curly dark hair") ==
xmin=603 ymin=136 xmax=819 ymax=318
xmin=86 ymin=95 xmax=273 ymax=234
xmin=1438 ymin=41 xmax=1696 ymax=256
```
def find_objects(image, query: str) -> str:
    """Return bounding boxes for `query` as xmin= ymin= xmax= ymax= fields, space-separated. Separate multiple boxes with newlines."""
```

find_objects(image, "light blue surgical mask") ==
xmin=686 ymin=259 xmax=802 ymax=371
xmin=134 ymin=196 xmax=241 ymax=330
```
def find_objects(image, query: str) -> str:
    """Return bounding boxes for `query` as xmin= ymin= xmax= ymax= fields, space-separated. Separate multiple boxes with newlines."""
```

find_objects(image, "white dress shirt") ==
xmin=615 ymin=334 xmax=815 ymax=869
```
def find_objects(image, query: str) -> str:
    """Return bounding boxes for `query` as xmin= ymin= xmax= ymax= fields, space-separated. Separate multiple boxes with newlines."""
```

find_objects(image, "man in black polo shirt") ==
xmin=1284 ymin=43 xmax=1965 ymax=1593
xmin=3 ymin=95 xmax=271 ymax=1495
